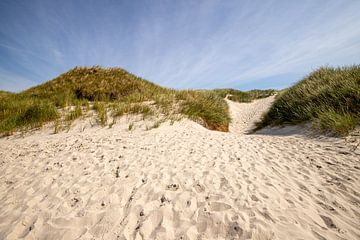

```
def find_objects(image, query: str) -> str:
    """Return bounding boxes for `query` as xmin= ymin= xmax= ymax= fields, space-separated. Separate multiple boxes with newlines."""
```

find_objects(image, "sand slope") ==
xmin=0 ymin=97 xmax=359 ymax=240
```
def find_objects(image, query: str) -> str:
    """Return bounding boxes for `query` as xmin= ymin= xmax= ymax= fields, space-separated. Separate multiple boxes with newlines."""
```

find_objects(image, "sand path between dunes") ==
xmin=0 ymin=97 xmax=359 ymax=240
xmin=225 ymin=96 xmax=276 ymax=134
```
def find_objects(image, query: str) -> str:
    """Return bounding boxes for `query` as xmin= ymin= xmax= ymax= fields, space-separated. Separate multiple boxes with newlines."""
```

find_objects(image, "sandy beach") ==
xmin=0 ymin=97 xmax=359 ymax=240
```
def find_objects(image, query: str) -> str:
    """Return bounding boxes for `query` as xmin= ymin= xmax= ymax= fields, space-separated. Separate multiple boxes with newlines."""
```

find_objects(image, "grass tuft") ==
xmin=313 ymin=110 xmax=357 ymax=136
xmin=181 ymin=91 xmax=231 ymax=131
xmin=93 ymin=102 xmax=108 ymax=126
xmin=112 ymin=103 xmax=154 ymax=119
xmin=65 ymin=104 xmax=82 ymax=121
xmin=128 ymin=122 xmax=134 ymax=131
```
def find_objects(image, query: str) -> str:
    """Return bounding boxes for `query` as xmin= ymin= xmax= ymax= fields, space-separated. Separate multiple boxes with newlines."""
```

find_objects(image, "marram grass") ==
xmin=0 ymin=66 xmax=274 ymax=135
xmin=2 ymin=65 xmax=357 ymax=136
xmin=257 ymin=65 xmax=360 ymax=136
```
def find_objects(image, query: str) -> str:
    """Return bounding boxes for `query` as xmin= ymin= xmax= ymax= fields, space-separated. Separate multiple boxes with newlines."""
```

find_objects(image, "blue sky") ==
xmin=1 ymin=0 xmax=360 ymax=92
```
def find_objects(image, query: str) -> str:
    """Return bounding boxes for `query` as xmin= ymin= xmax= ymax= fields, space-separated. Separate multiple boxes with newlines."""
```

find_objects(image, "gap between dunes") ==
xmin=225 ymin=95 xmax=276 ymax=134
xmin=0 ymin=97 xmax=359 ymax=240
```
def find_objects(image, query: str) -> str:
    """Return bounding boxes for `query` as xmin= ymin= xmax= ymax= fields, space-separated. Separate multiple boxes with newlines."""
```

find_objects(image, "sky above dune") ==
xmin=0 ymin=0 xmax=360 ymax=92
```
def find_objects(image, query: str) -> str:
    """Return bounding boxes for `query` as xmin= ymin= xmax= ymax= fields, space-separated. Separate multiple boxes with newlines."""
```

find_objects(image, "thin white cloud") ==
xmin=0 ymin=0 xmax=359 ymax=91
xmin=0 ymin=70 xmax=37 ymax=92
xmin=122 ymin=0 xmax=360 ymax=89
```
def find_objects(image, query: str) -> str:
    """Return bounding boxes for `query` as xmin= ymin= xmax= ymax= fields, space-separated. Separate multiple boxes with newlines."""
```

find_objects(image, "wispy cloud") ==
xmin=1 ymin=0 xmax=360 ymax=92
xmin=0 ymin=69 xmax=37 ymax=92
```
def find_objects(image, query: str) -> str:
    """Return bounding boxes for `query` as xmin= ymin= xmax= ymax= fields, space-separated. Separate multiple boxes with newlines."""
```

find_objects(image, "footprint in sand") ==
xmin=194 ymin=183 xmax=205 ymax=193
xmin=320 ymin=215 xmax=336 ymax=229
xmin=166 ymin=183 xmax=179 ymax=191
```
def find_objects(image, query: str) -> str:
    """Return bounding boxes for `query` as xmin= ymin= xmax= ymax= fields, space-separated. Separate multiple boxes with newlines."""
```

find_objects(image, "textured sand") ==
xmin=0 ymin=97 xmax=359 ymax=240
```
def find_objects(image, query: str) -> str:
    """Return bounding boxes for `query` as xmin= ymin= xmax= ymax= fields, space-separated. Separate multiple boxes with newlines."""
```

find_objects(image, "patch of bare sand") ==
xmin=0 ymin=97 xmax=359 ymax=240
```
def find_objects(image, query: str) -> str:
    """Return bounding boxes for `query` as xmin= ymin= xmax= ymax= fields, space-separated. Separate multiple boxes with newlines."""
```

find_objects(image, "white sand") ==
xmin=0 ymin=97 xmax=359 ymax=240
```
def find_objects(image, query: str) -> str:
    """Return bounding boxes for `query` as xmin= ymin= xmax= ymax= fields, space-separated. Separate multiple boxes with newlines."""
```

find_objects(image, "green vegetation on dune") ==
xmin=65 ymin=103 xmax=83 ymax=122
xmin=5 ymin=65 xmax=356 ymax=137
xmin=0 ymin=67 xmax=229 ymax=134
xmin=0 ymin=66 xmax=277 ymax=135
xmin=93 ymin=101 xmax=108 ymax=126
xmin=257 ymin=65 xmax=360 ymax=136
xmin=180 ymin=91 xmax=231 ymax=131
xmin=112 ymin=102 xmax=154 ymax=119
xmin=213 ymin=88 xmax=276 ymax=102
xmin=0 ymin=97 xmax=59 ymax=133
xmin=23 ymin=66 xmax=165 ymax=105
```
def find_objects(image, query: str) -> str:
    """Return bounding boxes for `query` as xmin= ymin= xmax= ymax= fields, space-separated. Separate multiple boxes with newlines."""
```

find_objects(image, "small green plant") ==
xmin=80 ymin=100 xmax=90 ymax=111
xmin=54 ymin=120 xmax=61 ymax=134
xmin=112 ymin=103 xmax=154 ymax=119
xmin=109 ymin=118 xmax=116 ymax=128
xmin=65 ymin=104 xmax=82 ymax=121
xmin=128 ymin=122 xmax=134 ymax=131
xmin=152 ymin=121 xmax=161 ymax=129
xmin=93 ymin=102 xmax=108 ymax=126
xmin=65 ymin=119 xmax=72 ymax=132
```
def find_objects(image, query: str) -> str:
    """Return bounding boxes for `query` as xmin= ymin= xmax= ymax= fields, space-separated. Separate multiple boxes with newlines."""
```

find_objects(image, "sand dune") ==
xmin=0 ymin=97 xmax=359 ymax=240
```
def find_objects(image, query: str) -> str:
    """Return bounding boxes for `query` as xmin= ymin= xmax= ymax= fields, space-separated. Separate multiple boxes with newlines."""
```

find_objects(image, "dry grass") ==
xmin=93 ymin=102 xmax=108 ymax=126
xmin=0 ymin=97 xmax=59 ymax=134
xmin=112 ymin=102 xmax=154 ymax=119
xmin=65 ymin=104 xmax=82 ymax=122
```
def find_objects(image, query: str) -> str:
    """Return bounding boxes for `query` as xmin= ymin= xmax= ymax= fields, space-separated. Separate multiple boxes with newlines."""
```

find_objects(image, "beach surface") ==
xmin=0 ymin=97 xmax=359 ymax=240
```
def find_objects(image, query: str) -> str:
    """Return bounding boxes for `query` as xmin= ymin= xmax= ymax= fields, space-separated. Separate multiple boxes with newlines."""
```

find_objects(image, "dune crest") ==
xmin=0 ymin=96 xmax=359 ymax=240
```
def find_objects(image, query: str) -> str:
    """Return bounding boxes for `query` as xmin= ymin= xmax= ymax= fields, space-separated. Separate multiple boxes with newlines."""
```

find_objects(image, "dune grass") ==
xmin=0 ymin=67 xmax=231 ymax=134
xmin=0 ymin=96 xmax=58 ymax=134
xmin=213 ymin=88 xmax=276 ymax=102
xmin=0 ymin=66 xmax=277 ymax=135
xmin=180 ymin=91 xmax=230 ymax=131
xmin=112 ymin=102 xmax=154 ymax=119
xmin=257 ymin=65 xmax=360 ymax=136
xmin=93 ymin=102 xmax=108 ymax=126
xmin=65 ymin=103 xmax=83 ymax=122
